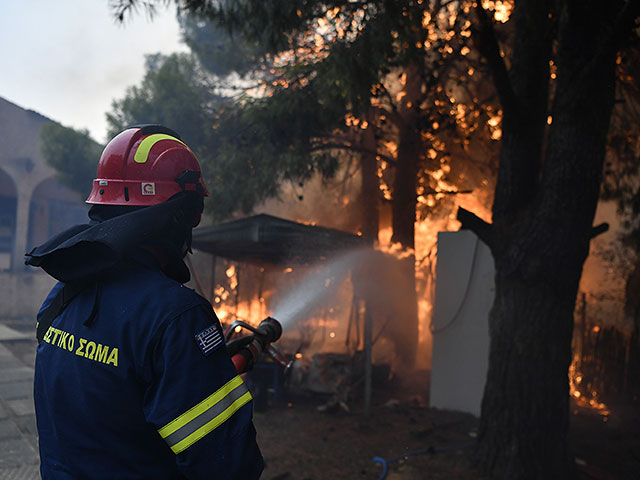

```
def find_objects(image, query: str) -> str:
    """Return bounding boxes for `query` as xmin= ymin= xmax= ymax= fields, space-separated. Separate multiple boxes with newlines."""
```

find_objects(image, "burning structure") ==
xmin=188 ymin=213 xmax=431 ymax=409
xmin=186 ymin=189 xmax=637 ymax=420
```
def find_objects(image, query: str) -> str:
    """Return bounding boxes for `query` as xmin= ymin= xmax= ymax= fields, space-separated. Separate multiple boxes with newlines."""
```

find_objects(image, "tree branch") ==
xmin=425 ymin=189 xmax=473 ymax=196
xmin=375 ymin=83 xmax=404 ymax=126
xmin=308 ymin=142 xmax=396 ymax=165
xmin=569 ymin=2 xmax=638 ymax=89
xmin=457 ymin=206 xmax=495 ymax=249
xmin=472 ymin=3 xmax=518 ymax=117
xmin=111 ymin=0 xmax=162 ymax=22
xmin=590 ymin=223 xmax=609 ymax=239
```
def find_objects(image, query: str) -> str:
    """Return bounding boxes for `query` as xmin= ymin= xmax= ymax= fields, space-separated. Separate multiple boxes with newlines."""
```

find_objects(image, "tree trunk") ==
xmin=472 ymin=1 xmax=622 ymax=478
xmin=391 ymin=68 xmax=420 ymax=251
xmin=390 ymin=64 xmax=422 ymax=368
xmin=391 ymin=122 xmax=419 ymax=366
xmin=359 ymin=116 xmax=379 ymax=244
xmin=391 ymin=123 xmax=419 ymax=249
xmin=477 ymin=273 xmax=576 ymax=478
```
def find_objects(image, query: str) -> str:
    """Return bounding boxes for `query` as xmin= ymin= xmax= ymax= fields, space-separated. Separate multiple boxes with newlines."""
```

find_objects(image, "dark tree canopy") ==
xmin=113 ymin=1 xmax=502 ymax=234
xmin=106 ymin=52 xmax=216 ymax=148
xmin=179 ymin=13 xmax=272 ymax=78
xmin=39 ymin=123 xmax=102 ymax=199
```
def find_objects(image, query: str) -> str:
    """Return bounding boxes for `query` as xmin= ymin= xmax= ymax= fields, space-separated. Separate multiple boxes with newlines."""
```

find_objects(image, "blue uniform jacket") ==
xmin=34 ymin=255 xmax=264 ymax=479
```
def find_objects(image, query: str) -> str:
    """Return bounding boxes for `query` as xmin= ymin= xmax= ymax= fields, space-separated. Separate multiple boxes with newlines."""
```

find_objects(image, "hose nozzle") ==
xmin=255 ymin=317 xmax=282 ymax=344
xmin=229 ymin=316 xmax=283 ymax=374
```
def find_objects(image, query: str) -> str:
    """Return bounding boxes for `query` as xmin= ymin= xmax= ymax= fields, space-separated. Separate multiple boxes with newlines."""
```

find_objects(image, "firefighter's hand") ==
xmin=225 ymin=335 xmax=253 ymax=357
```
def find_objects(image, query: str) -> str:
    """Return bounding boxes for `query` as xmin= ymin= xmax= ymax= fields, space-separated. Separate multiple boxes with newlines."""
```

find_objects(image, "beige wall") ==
xmin=0 ymin=97 xmax=58 ymax=271
xmin=0 ymin=97 xmax=87 ymax=320
xmin=0 ymin=97 xmax=87 ymax=273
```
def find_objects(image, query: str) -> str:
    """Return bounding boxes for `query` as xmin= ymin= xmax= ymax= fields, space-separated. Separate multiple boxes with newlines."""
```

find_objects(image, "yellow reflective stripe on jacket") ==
xmin=158 ymin=375 xmax=252 ymax=454
xmin=134 ymin=134 xmax=187 ymax=163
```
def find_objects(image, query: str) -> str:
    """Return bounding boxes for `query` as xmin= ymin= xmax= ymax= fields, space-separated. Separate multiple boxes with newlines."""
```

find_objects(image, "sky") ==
xmin=0 ymin=0 xmax=188 ymax=143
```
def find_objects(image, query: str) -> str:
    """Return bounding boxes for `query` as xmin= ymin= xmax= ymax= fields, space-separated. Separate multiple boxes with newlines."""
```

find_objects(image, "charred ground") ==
xmin=252 ymin=371 xmax=640 ymax=480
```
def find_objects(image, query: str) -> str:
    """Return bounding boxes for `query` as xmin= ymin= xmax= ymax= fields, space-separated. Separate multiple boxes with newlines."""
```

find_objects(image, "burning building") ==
xmin=187 ymin=212 xmax=437 ymax=409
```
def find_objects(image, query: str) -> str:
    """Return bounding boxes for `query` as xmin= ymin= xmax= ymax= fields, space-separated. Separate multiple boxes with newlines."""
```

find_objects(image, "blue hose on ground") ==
xmin=373 ymin=443 xmax=475 ymax=480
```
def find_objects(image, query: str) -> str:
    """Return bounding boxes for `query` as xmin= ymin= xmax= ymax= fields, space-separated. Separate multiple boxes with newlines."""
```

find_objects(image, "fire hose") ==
xmin=227 ymin=319 xmax=478 ymax=480
xmin=224 ymin=317 xmax=292 ymax=374
xmin=373 ymin=443 xmax=475 ymax=480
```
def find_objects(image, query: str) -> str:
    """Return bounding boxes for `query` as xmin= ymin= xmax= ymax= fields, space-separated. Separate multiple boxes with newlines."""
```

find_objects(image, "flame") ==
xmin=487 ymin=111 xmax=503 ymax=140
xmin=422 ymin=11 xmax=432 ymax=28
xmin=205 ymin=0 xmax=520 ymax=369
xmin=345 ymin=113 xmax=360 ymax=127
xmin=377 ymin=163 xmax=392 ymax=201
xmin=482 ymin=1 xmax=513 ymax=23
xmin=381 ymin=141 xmax=398 ymax=159
xmin=487 ymin=115 xmax=501 ymax=127
xmin=569 ymin=355 xmax=610 ymax=419
xmin=216 ymin=295 xmax=269 ymax=330
xmin=226 ymin=265 xmax=238 ymax=290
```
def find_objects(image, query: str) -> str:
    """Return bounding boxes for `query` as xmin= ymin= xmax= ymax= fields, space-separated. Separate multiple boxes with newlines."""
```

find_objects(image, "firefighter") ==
xmin=26 ymin=125 xmax=264 ymax=479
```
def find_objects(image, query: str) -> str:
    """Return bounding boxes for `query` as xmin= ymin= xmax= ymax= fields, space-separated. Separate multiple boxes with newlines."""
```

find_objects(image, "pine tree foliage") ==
xmin=179 ymin=14 xmax=271 ymax=78
xmin=39 ymin=123 xmax=103 ymax=199
xmin=113 ymin=0 xmax=502 ymax=229
xmin=106 ymin=53 xmax=217 ymax=149
xmin=184 ymin=1 xmax=503 ymax=237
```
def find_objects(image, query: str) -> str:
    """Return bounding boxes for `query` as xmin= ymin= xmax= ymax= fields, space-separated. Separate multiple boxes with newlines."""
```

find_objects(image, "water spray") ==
xmin=271 ymin=249 xmax=369 ymax=331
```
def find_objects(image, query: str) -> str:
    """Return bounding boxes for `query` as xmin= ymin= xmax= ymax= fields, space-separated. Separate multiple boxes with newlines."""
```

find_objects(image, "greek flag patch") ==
xmin=194 ymin=325 xmax=224 ymax=356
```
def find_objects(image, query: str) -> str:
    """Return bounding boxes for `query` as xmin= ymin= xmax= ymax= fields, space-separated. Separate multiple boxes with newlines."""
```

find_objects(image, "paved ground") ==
xmin=0 ymin=320 xmax=40 ymax=479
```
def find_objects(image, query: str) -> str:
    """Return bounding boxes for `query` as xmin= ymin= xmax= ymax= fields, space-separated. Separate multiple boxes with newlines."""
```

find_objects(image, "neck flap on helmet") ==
xmin=25 ymin=193 xmax=202 ymax=284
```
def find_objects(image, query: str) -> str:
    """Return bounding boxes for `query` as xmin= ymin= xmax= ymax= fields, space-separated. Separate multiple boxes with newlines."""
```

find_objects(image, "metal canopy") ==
xmin=191 ymin=214 xmax=368 ymax=265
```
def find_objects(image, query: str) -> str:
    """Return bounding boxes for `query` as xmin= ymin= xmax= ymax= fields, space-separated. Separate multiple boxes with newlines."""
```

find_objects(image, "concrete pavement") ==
xmin=0 ymin=320 xmax=40 ymax=479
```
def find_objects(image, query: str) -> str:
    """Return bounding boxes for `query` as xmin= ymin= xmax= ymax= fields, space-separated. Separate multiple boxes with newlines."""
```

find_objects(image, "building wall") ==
xmin=0 ymin=272 xmax=57 ymax=320
xmin=0 ymin=168 xmax=17 ymax=270
xmin=0 ymin=97 xmax=88 ymax=319
xmin=429 ymin=230 xmax=494 ymax=417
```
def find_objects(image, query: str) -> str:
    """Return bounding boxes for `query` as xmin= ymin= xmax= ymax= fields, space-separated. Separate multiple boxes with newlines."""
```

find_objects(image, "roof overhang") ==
xmin=191 ymin=214 xmax=369 ymax=266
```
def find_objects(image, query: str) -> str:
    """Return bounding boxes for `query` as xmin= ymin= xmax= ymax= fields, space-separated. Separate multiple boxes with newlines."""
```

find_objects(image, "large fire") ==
xmin=190 ymin=0 xmax=623 ymax=415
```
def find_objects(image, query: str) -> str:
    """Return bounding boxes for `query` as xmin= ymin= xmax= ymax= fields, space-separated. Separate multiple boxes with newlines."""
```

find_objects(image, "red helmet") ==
xmin=86 ymin=125 xmax=209 ymax=206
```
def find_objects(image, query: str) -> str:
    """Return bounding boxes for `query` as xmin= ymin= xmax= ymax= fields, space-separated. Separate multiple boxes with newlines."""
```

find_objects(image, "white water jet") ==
xmin=271 ymin=249 xmax=369 ymax=331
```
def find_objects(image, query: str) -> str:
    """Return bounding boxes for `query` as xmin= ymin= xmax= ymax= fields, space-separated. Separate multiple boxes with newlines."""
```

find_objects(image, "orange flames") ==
xmin=569 ymin=354 xmax=611 ymax=421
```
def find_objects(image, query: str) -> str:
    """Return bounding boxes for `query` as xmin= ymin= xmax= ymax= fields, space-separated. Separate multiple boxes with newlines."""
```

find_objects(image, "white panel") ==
xmin=429 ymin=230 xmax=494 ymax=416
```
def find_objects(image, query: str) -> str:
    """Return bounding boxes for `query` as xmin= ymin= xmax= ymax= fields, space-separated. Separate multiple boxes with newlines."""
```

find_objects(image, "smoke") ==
xmin=191 ymin=166 xmax=480 ymax=367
